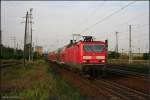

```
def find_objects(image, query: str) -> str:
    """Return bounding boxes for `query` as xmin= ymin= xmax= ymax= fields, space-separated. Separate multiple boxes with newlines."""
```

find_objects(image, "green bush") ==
xmin=143 ymin=53 xmax=149 ymax=60
xmin=108 ymin=51 xmax=120 ymax=59
xmin=0 ymin=46 xmax=23 ymax=59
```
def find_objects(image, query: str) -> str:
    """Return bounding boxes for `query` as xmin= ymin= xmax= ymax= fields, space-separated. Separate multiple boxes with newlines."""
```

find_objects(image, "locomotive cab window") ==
xmin=83 ymin=44 xmax=105 ymax=52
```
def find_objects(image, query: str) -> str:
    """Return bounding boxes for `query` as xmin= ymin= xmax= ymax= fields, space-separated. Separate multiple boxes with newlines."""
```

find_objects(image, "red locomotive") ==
xmin=48 ymin=36 xmax=108 ymax=77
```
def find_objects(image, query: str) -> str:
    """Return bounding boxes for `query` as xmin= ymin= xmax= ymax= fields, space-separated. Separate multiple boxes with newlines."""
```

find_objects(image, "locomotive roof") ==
xmin=50 ymin=40 xmax=106 ymax=53
xmin=66 ymin=40 xmax=105 ymax=48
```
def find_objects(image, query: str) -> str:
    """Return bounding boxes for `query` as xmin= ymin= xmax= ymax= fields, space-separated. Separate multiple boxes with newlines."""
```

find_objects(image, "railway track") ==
xmin=49 ymin=61 xmax=150 ymax=100
xmin=105 ymin=67 xmax=148 ymax=78
xmin=59 ymin=69 xmax=126 ymax=100
xmin=92 ymin=79 xmax=150 ymax=100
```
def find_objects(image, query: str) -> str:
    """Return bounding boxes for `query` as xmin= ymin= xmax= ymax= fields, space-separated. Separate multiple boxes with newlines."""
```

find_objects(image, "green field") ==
xmin=108 ymin=59 xmax=149 ymax=65
xmin=1 ymin=60 xmax=84 ymax=100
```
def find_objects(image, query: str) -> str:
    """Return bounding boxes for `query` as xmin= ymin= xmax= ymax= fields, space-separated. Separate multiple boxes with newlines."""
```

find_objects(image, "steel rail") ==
xmin=105 ymin=67 xmax=148 ymax=78
xmin=94 ymin=79 xmax=150 ymax=100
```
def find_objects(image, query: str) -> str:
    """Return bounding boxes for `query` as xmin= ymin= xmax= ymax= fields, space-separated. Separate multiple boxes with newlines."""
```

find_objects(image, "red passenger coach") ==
xmin=48 ymin=36 xmax=108 ymax=77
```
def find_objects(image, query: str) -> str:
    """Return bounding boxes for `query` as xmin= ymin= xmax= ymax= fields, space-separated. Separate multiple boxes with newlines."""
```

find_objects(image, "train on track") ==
xmin=48 ymin=36 xmax=108 ymax=77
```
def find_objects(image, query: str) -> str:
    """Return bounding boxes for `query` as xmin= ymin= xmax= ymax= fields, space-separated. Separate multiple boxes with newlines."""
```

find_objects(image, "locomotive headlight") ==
xmin=101 ymin=60 xmax=105 ymax=63
xmin=83 ymin=56 xmax=91 ymax=59
xmin=96 ymin=56 xmax=105 ymax=59
xmin=83 ymin=60 xmax=87 ymax=63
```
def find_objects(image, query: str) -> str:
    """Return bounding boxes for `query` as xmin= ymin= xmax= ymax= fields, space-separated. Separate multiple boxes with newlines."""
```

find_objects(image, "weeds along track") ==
xmin=48 ymin=61 xmax=149 ymax=100
xmin=92 ymin=79 xmax=150 ymax=100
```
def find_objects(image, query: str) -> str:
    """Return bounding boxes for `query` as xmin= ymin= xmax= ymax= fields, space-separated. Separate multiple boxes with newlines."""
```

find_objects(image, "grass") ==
xmin=1 ymin=59 xmax=84 ymax=100
xmin=108 ymin=59 xmax=149 ymax=65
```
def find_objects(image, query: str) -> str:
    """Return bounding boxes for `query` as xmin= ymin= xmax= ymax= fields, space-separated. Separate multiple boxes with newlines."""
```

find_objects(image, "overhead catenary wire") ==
xmin=81 ymin=1 xmax=107 ymax=25
xmin=114 ymin=24 xmax=149 ymax=35
xmin=112 ymin=12 xmax=148 ymax=29
xmin=108 ymin=23 xmax=149 ymax=40
xmin=79 ymin=1 xmax=136 ymax=34
xmin=118 ymin=24 xmax=149 ymax=38
xmin=100 ymin=12 xmax=148 ymax=39
xmin=130 ymin=23 xmax=149 ymax=29
xmin=70 ymin=1 xmax=107 ymax=35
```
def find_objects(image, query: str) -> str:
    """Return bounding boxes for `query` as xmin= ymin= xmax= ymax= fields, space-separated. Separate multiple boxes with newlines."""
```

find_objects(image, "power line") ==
xmin=113 ymin=12 xmax=148 ymax=29
xmin=79 ymin=1 xmax=136 ymax=34
xmin=132 ymin=24 xmax=149 ymax=31
xmin=117 ymin=24 xmax=148 ymax=33
xmin=107 ymin=13 xmax=148 ymax=35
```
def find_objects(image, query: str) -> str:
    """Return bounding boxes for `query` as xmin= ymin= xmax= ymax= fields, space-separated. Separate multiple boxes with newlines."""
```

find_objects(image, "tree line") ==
xmin=0 ymin=45 xmax=42 ymax=59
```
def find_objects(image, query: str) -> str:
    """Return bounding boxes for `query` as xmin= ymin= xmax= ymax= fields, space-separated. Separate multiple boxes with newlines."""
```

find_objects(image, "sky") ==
xmin=1 ymin=1 xmax=149 ymax=53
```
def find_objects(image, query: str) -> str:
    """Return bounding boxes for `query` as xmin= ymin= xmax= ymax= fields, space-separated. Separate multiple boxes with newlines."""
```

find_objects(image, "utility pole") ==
xmin=14 ymin=37 xmax=16 ymax=54
xmin=138 ymin=48 xmax=140 ymax=55
xmin=149 ymin=20 xmax=150 ymax=65
xmin=32 ymin=42 xmax=35 ymax=59
xmin=0 ymin=30 xmax=2 ymax=45
xmin=115 ymin=32 xmax=118 ymax=53
xmin=105 ymin=38 xmax=108 ymax=62
xmin=129 ymin=25 xmax=132 ymax=64
xmin=149 ymin=25 xmax=150 ymax=100
xmin=30 ymin=8 xmax=33 ymax=61
xmin=22 ymin=8 xmax=34 ymax=64
xmin=28 ymin=8 xmax=34 ymax=62
xmin=122 ymin=49 xmax=124 ymax=55
xmin=10 ymin=36 xmax=16 ymax=55
xmin=24 ymin=11 xmax=28 ymax=67
xmin=16 ymin=43 xmax=18 ymax=50
xmin=0 ymin=30 xmax=2 ymax=58
xmin=115 ymin=32 xmax=119 ymax=58
xmin=28 ymin=12 xmax=31 ymax=62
